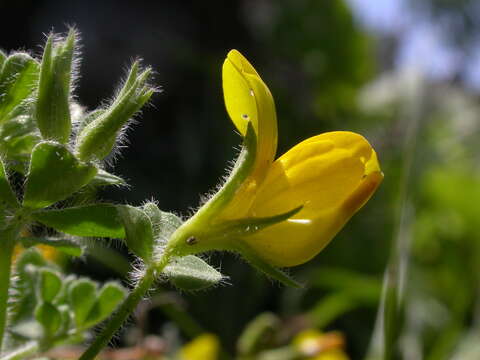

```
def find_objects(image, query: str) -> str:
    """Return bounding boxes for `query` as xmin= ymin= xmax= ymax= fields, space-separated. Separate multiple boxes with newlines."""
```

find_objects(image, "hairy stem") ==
xmin=0 ymin=225 xmax=19 ymax=354
xmin=79 ymin=255 xmax=171 ymax=360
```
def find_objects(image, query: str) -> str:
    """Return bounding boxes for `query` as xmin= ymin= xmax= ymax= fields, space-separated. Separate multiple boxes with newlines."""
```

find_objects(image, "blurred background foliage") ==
xmin=2 ymin=0 xmax=480 ymax=359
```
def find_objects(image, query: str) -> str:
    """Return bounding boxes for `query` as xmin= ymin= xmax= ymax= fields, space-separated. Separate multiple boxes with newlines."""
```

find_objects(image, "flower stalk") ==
xmin=78 ymin=253 xmax=172 ymax=360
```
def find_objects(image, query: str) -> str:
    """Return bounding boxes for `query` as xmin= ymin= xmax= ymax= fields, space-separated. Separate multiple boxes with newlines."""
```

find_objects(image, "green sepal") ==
xmin=199 ymin=121 xmax=257 ymax=217
xmin=32 ymin=204 xmax=125 ymax=238
xmin=217 ymin=205 xmax=302 ymax=237
xmin=163 ymin=255 xmax=224 ymax=291
xmin=23 ymin=142 xmax=97 ymax=209
xmin=75 ymin=62 xmax=154 ymax=161
xmin=38 ymin=268 xmax=62 ymax=302
xmin=91 ymin=169 xmax=127 ymax=187
xmin=117 ymin=205 xmax=154 ymax=262
xmin=165 ymin=123 xmax=257 ymax=255
xmin=35 ymin=30 xmax=75 ymax=143
xmin=83 ymin=283 xmax=126 ymax=328
xmin=235 ymin=242 xmax=302 ymax=288
xmin=68 ymin=279 xmax=97 ymax=328
xmin=34 ymin=302 xmax=62 ymax=337
xmin=0 ymin=157 xmax=18 ymax=207
xmin=0 ymin=52 xmax=39 ymax=123
xmin=19 ymin=236 xmax=83 ymax=257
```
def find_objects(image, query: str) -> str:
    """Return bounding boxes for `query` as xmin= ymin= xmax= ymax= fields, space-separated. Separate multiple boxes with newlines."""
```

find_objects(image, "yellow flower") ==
xmin=293 ymin=329 xmax=350 ymax=360
xmin=167 ymin=50 xmax=382 ymax=270
xmin=179 ymin=333 xmax=219 ymax=360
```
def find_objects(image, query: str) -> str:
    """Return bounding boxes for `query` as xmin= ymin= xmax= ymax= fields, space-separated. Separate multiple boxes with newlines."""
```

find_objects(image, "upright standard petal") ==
xmin=243 ymin=131 xmax=383 ymax=267
xmin=220 ymin=50 xmax=278 ymax=219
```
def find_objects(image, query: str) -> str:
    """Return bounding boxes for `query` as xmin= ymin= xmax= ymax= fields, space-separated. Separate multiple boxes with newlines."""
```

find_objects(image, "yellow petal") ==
xmin=180 ymin=334 xmax=220 ymax=360
xmin=220 ymin=50 xmax=278 ymax=219
xmin=244 ymin=131 xmax=383 ymax=267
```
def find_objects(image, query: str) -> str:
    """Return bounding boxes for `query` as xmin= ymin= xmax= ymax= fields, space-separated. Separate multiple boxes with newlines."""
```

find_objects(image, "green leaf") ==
xmin=308 ymin=292 xmax=359 ymax=329
xmin=32 ymin=204 xmax=125 ymax=238
xmin=91 ymin=169 xmax=127 ymax=187
xmin=20 ymin=237 xmax=83 ymax=257
xmin=84 ymin=283 xmax=126 ymax=327
xmin=69 ymin=279 xmax=97 ymax=328
xmin=23 ymin=142 xmax=97 ymax=209
xmin=164 ymin=255 xmax=224 ymax=291
xmin=34 ymin=302 xmax=62 ymax=337
xmin=38 ymin=268 xmax=62 ymax=302
xmin=35 ymin=31 xmax=75 ymax=143
xmin=75 ymin=62 xmax=154 ymax=161
xmin=237 ymin=313 xmax=280 ymax=356
xmin=117 ymin=205 xmax=154 ymax=262
xmin=142 ymin=202 xmax=163 ymax=238
xmin=0 ymin=157 xmax=18 ymax=207
xmin=142 ymin=202 xmax=183 ymax=241
xmin=0 ymin=53 xmax=39 ymax=123
xmin=0 ymin=115 xmax=40 ymax=164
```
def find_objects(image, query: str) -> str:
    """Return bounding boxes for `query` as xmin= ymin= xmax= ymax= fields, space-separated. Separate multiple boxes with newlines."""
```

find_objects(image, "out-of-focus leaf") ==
xmin=164 ymin=255 xmax=224 ymax=291
xmin=117 ymin=205 xmax=154 ymax=262
xmin=20 ymin=237 xmax=83 ymax=257
xmin=32 ymin=204 xmax=125 ymax=238
xmin=38 ymin=269 xmax=62 ymax=303
xmin=308 ymin=267 xmax=382 ymax=302
xmin=68 ymin=279 xmax=97 ymax=328
xmin=23 ymin=142 xmax=97 ymax=209
xmin=83 ymin=283 xmax=126 ymax=327
xmin=34 ymin=302 xmax=61 ymax=337
xmin=308 ymin=292 xmax=358 ymax=329
xmin=237 ymin=313 xmax=280 ymax=356
xmin=0 ymin=53 xmax=39 ymax=123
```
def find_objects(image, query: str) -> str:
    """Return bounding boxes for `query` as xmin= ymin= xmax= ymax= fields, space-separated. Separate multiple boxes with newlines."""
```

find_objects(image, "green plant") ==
xmin=0 ymin=29 xmax=381 ymax=359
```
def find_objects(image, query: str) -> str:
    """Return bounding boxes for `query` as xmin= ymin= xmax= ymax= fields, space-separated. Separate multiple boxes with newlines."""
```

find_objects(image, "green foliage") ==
xmin=35 ymin=31 xmax=75 ymax=143
xmin=19 ymin=237 xmax=83 ymax=257
xmin=68 ymin=279 xmax=97 ymax=328
xmin=38 ymin=269 xmax=62 ymax=303
xmin=83 ymin=283 xmax=125 ymax=327
xmin=0 ymin=53 xmax=39 ymax=124
xmin=10 ymin=249 xmax=126 ymax=347
xmin=164 ymin=255 xmax=224 ymax=291
xmin=117 ymin=205 xmax=154 ymax=261
xmin=23 ymin=142 xmax=97 ymax=209
xmin=75 ymin=62 xmax=155 ymax=161
xmin=32 ymin=204 xmax=125 ymax=238
xmin=34 ymin=302 xmax=62 ymax=338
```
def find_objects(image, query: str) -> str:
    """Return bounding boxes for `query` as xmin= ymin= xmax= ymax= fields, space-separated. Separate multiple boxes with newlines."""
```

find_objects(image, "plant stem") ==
xmin=79 ymin=255 xmax=170 ymax=360
xmin=0 ymin=225 xmax=19 ymax=354
xmin=0 ymin=341 xmax=38 ymax=360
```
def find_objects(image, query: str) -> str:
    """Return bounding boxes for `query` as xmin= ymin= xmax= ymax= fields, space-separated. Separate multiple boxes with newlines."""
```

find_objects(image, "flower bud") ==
xmin=75 ymin=62 xmax=154 ymax=161
xmin=35 ymin=30 xmax=76 ymax=144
